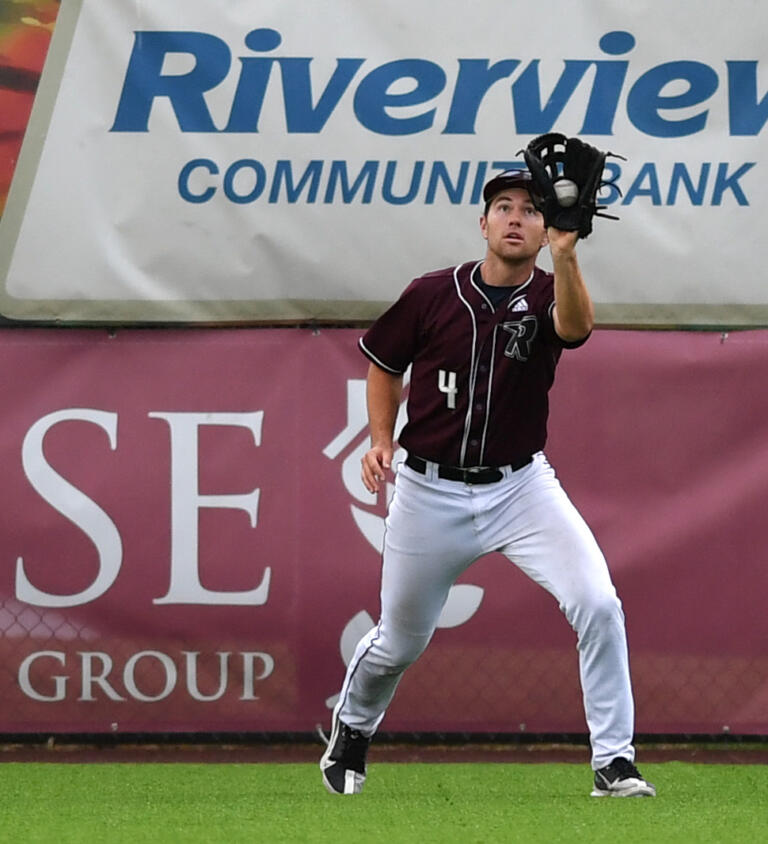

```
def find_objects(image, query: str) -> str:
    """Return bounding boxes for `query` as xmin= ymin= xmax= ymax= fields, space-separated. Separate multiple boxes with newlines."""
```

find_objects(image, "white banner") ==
xmin=0 ymin=0 xmax=765 ymax=324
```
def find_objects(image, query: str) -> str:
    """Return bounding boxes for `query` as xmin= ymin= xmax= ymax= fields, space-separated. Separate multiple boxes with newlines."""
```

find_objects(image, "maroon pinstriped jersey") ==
xmin=359 ymin=260 xmax=588 ymax=468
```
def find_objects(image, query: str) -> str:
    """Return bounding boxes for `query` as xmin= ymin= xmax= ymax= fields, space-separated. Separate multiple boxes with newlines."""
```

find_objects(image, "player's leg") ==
xmin=321 ymin=463 xmax=480 ymax=794
xmin=494 ymin=454 xmax=655 ymax=796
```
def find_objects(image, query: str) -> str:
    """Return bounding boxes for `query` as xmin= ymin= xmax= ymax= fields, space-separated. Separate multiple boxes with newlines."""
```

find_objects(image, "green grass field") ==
xmin=0 ymin=762 xmax=764 ymax=843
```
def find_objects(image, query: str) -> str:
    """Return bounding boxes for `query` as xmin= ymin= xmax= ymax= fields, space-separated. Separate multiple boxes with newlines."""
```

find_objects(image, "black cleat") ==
xmin=591 ymin=757 xmax=656 ymax=797
xmin=319 ymin=707 xmax=371 ymax=795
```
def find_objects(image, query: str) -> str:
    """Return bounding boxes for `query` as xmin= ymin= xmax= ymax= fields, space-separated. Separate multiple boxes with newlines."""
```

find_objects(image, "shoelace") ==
xmin=336 ymin=725 xmax=369 ymax=771
xmin=611 ymin=757 xmax=642 ymax=779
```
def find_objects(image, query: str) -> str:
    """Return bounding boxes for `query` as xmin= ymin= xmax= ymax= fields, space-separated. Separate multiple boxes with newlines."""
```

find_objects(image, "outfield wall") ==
xmin=1 ymin=2 xmax=767 ymax=737
xmin=1 ymin=326 xmax=766 ymax=736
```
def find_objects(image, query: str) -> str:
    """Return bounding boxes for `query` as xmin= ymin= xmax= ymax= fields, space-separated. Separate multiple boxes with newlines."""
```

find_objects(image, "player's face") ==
xmin=480 ymin=189 xmax=548 ymax=262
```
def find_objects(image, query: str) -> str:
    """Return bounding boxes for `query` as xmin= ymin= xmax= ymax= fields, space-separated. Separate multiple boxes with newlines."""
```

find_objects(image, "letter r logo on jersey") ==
xmin=502 ymin=316 xmax=538 ymax=362
xmin=438 ymin=369 xmax=458 ymax=409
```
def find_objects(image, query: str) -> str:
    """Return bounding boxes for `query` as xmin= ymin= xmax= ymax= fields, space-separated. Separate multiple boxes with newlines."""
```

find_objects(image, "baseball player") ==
xmin=320 ymin=164 xmax=656 ymax=798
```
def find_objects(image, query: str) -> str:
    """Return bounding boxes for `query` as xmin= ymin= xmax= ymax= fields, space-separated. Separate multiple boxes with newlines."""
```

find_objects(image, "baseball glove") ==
xmin=521 ymin=132 xmax=623 ymax=238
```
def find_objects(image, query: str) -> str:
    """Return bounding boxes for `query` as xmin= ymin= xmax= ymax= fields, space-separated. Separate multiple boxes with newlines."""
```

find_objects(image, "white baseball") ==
xmin=554 ymin=179 xmax=579 ymax=207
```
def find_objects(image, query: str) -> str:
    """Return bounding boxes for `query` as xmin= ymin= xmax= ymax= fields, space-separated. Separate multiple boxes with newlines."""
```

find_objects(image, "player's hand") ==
xmin=547 ymin=227 xmax=579 ymax=258
xmin=361 ymin=445 xmax=393 ymax=494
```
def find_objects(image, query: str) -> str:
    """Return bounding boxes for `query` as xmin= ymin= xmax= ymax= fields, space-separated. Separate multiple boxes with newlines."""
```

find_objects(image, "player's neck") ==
xmin=480 ymin=253 xmax=536 ymax=287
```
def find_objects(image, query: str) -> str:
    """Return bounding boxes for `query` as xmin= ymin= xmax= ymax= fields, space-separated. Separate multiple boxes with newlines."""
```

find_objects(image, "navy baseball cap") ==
xmin=482 ymin=169 xmax=540 ymax=204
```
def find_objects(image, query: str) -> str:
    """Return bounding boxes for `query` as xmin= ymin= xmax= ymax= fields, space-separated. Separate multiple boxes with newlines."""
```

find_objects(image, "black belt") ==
xmin=405 ymin=453 xmax=532 ymax=485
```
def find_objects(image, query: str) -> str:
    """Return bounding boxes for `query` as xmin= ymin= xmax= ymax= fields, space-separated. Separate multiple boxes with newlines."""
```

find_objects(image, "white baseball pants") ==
xmin=336 ymin=452 xmax=636 ymax=770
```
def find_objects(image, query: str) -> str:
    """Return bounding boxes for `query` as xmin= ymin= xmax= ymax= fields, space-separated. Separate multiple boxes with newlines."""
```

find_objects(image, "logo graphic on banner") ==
xmin=0 ymin=0 xmax=765 ymax=325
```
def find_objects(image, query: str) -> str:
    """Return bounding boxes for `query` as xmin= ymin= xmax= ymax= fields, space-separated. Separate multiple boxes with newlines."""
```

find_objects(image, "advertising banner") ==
xmin=0 ymin=0 xmax=766 ymax=325
xmin=1 ymin=326 xmax=767 ymax=734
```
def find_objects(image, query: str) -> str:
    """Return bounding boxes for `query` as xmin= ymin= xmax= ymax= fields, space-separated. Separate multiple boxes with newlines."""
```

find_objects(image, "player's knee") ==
xmin=387 ymin=640 xmax=430 ymax=671
xmin=593 ymin=591 xmax=625 ymax=627
xmin=374 ymin=628 xmax=432 ymax=671
xmin=566 ymin=589 xmax=625 ymax=635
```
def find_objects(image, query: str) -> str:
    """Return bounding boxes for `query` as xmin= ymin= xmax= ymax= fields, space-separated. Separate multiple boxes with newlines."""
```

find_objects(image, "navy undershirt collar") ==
xmin=472 ymin=264 xmax=522 ymax=307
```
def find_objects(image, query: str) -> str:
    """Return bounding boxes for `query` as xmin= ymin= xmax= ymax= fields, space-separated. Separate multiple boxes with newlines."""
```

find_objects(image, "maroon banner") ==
xmin=0 ymin=327 xmax=766 ymax=735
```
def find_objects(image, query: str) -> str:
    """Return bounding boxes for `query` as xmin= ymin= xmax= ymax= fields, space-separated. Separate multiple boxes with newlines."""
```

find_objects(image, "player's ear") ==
xmin=540 ymin=226 xmax=549 ymax=248
xmin=479 ymin=214 xmax=488 ymax=240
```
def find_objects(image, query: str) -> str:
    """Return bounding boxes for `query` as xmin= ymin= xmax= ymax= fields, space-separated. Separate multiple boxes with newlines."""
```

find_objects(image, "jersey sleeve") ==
xmin=358 ymin=279 xmax=423 ymax=374
xmin=534 ymin=269 xmax=591 ymax=350
xmin=546 ymin=301 xmax=592 ymax=349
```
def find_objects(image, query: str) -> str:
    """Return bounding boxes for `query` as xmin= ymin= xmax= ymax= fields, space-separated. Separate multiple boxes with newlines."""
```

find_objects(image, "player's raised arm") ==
xmin=550 ymin=228 xmax=594 ymax=343
xmin=521 ymin=132 xmax=624 ymax=345
xmin=361 ymin=362 xmax=403 ymax=494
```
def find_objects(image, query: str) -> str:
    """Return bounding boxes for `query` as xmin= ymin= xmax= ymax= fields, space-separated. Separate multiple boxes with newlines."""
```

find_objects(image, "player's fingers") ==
xmin=361 ymin=450 xmax=386 ymax=494
xmin=360 ymin=453 xmax=377 ymax=493
xmin=361 ymin=464 xmax=378 ymax=494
